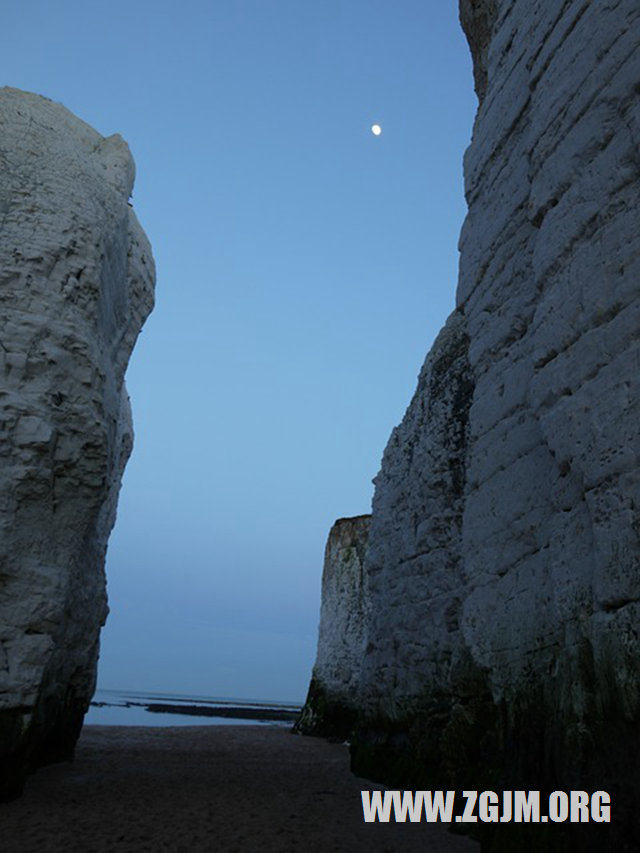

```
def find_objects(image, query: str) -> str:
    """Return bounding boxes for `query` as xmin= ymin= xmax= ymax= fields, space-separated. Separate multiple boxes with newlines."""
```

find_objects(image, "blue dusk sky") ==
xmin=3 ymin=1 xmax=477 ymax=702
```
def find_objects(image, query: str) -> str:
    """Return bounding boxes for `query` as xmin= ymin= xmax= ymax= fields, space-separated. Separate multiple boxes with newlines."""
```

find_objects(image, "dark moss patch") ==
xmin=31 ymin=688 xmax=86 ymax=767
xmin=0 ymin=684 xmax=87 ymax=802
xmin=349 ymin=655 xmax=638 ymax=852
xmin=352 ymin=698 xmax=636 ymax=851
xmin=0 ymin=708 xmax=31 ymax=801
xmin=293 ymin=677 xmax=358 ymax=741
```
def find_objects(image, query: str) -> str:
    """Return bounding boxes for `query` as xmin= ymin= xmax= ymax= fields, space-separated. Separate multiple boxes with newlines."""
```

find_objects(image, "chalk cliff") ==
xmin=0 ymin=88 xmax=154 ymax=799
xmin=296 ymin=515 xmax=370 ymax=738
xmin=303 ymin=2 xmax=639 ymax=849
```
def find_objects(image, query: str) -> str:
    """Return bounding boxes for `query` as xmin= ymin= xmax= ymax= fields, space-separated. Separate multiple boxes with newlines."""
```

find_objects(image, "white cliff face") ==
xmin=0 ymin=88 xmax=154 ymax=796
xmin=297 ymin=516 xmax=370 ymax=736
xmin=358 ymin=311 xmax=474 ymax=718
xmin=328 ymin=2 xmax=639 ymax=844
xmin=315 ymin=516 xmax=371 ymax=696
xmin=457 ymin=0 xmax=640 ymax=724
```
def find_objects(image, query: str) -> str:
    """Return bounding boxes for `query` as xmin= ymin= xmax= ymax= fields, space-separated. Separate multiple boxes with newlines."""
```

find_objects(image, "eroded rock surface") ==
xmin=0 ymin=88 xmax=154 ymax=798
xmin=356 ymin=310 xmax=476 ymax=729
xmin=303 ymin=2 xmax=639 ymax=849
xmin=296 ymin=515 xmax=370 ymax=738
xmin=459 ymin=0 xmax=498 ymax=101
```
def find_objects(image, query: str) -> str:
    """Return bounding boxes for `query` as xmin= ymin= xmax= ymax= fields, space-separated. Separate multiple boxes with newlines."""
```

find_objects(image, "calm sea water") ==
xmin=85 ymin=689 xmax=302 ymax=727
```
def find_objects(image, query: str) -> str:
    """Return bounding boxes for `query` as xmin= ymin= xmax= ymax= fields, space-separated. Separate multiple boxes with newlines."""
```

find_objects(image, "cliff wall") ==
xmin=296 ymin=515 xmax=370 ymax=738
xmin=0 ymin=88 xmax=154 ymax=798
xmin=302 ymin=2 xmax=639 ymax=849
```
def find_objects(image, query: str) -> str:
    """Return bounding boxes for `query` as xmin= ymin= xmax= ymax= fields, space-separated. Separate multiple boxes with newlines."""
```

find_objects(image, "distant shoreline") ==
xmin=143 ymin=702 xmax=299 ymax=722
xmin=89 ymin=690 xmax=302 ymax=725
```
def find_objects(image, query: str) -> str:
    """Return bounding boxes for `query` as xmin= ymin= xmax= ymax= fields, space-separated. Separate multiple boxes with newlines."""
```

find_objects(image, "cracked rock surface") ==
xmin=303 ymin=3 xmax=639 ymax=848
xmin=0 ymin=88 xmax=154 ymax=799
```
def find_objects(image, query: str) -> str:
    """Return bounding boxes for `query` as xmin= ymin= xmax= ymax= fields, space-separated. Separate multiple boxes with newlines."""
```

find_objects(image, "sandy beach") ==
xmin=1 ymin=724 xmax=478 ymax=853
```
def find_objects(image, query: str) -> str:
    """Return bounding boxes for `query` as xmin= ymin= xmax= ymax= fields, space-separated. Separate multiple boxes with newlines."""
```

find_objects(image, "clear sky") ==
xmin=3 ymin=1 xmax=477 ymax=702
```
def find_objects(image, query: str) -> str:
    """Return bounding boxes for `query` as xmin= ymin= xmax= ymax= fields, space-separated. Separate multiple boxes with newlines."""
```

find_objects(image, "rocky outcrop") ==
xmin=0 ymin=88 xmax=154 ymax=799
xmin=296 ymin=515 xmax=370 ymax=739
xmin=459 ymin=0 xmax=498 ymax=101
xmin=303 ymin=2 xmax=640 ymax=849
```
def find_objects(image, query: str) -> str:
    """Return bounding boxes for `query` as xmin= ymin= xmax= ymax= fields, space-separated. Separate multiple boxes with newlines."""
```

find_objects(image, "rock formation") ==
xmin=302 ymin=2 xmax=640 ymax=849
xmin=296 ymin=515 xmax=370 ymax=738
xmin=0 ymin=88 xmax=154 ymax=799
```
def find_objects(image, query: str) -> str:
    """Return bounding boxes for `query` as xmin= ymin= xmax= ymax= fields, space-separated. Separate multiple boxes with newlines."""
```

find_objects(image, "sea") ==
xmin=85 ymin=688 xmax=302 ymax=727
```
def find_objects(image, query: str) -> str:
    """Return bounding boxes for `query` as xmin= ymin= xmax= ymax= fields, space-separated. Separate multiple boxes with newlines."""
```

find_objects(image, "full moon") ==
xmin=371 ymin=123 xmax=382 ymax=136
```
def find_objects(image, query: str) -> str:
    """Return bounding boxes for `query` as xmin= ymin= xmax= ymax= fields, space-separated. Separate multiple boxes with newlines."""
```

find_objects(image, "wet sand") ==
xmin=0 ymin=724 xmax=478 ymax=853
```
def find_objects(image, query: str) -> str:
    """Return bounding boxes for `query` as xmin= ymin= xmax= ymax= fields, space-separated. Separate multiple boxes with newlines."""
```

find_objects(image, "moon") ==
xmin=371 ymin=123 xmax=382 ymax=136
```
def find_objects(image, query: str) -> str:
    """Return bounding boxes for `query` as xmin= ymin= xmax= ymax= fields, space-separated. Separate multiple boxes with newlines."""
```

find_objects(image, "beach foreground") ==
xmin=1 ymin=724 xmax=478 ymax=852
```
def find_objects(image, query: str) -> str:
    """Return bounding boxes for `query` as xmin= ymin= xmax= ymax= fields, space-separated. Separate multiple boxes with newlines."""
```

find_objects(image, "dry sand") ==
xmin=0 ymin=724 xmax=479 ymax=853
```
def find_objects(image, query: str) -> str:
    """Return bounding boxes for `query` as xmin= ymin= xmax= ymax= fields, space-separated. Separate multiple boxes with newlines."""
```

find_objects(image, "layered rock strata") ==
xmin=304 ymin=2 xmax=640 ymax=849
xmin=296 ymin=515 xmax=370 ymax=738
xmin=0 ymin=88 xmax=154 ymax=799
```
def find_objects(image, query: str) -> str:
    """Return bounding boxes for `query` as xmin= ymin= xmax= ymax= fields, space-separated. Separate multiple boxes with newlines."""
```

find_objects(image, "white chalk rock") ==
xmin=296 ymin=516 xmax=370 ymax=737
xmin=0 ymin=88 xmax=154 ymax=797
xmin=308 ymin=2 xmax=640 ymax=833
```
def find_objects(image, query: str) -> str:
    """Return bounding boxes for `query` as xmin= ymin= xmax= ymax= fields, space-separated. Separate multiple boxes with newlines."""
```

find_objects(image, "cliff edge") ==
xmin=0 ymin=88 xmax=154 ymax=799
